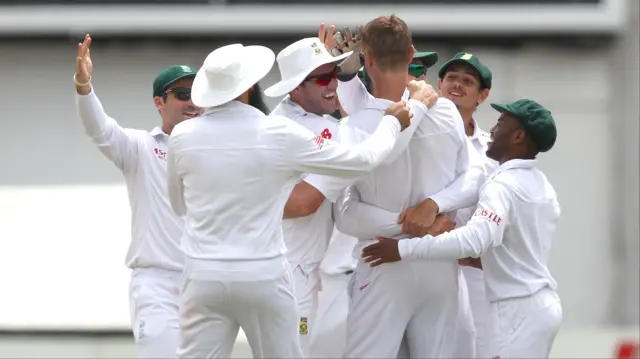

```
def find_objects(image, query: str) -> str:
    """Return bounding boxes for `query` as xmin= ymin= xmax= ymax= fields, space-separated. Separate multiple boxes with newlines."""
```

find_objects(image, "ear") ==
xmin=364 ymin=49 xmax=375 ymax=69
xmin=408 ymin=45 xmax=415 ymax=65
xmin=437 ymin=78 xmax=443 ymax=95
xmin=477 ymin=88 xmax=490 ymax=106
xmin=512 ymin=128 xmax=527 ymax=145
xmin=153 ymin=96 xmax=165 ymax=112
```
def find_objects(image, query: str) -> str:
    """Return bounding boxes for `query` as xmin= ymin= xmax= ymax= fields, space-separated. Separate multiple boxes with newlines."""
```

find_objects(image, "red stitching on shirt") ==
xmin=314 ymin=136 xmax=325 ymax=150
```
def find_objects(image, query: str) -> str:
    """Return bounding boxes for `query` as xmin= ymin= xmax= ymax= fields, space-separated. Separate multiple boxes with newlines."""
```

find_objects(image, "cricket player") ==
xmin=73 ymin=34 xmax=201 ymax=358
xmin=362 ymin=99 xmax=563 ymax=359
xmin=263 ymin=35 xmax=439 ymax=356
xmin=438 ymin=51 xmax=499 ymax=358
xmin=262 ymin=36 xmax=354 ymax=357
xmin=327 ymin=16 xmax=484 ymax=358
xmin=165 ymin=43 xmax=413 ymax=359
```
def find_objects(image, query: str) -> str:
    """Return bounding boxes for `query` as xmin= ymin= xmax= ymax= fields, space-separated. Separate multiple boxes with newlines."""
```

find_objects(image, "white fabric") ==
xmin=129 ymin=268 xmax=181 ymax=358
xmin=76 ymin=89 xmax=184 ymax=271
xmin=166 ymin=100 xmax=402 ymax=276
xmin=309 ymin=270 xmax=353 ymax=358
xmin=191 ymin=44 xmax=275 ymax=108
xmin=264 ymin=37 xmax=351 ymax=97
xmin=271 ymin=97 xmax=355 ymax=267
xmin=177 ymin=269 xmax=302 ymax=359
xmin=333 ymin=89 xmax=478 ymax=358
xmin=398 ymin=159 xmax=561 ymax=302
xmin=454 ymin=119 xmax=499 ymax=359
xmin=487 ymin=287 xmax=562 ymax=358
xmin=291 ymin=264 xmax=319 ymax=357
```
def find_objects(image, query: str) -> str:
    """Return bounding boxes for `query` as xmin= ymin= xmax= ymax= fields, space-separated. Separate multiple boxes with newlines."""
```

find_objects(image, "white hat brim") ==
xmin=263 ymin=50 xmax=353 ymax=98
xmin=191 ymin=45 xmax=276 ymax=108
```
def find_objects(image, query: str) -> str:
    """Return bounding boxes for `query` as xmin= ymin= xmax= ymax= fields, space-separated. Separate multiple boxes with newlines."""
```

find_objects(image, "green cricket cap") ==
xmin=152 ymin=65 xmax=198 ymax=97
xmin=438 ymin=52 xmax=492 ymax=89
xmin=413 ymin=51 xmax=439 ymax=68
xmin=491 ymin=99 xmax=557 ymax=152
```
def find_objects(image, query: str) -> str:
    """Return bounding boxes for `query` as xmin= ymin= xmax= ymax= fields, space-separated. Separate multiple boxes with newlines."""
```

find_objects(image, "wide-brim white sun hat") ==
xmin=264 ymin=37 xmax=352 ymax=98
xmin=191 ymin=43 xmax=275 ymax=108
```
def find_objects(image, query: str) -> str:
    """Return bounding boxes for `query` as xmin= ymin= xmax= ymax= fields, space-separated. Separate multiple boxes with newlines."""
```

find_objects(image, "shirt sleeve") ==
xmin=75 ymin=88 xmax=140 ymax=173
xmin=398 ymin=179 xmax=513 ymax=260
xmin=166 ymin=133 xmax=187 ymax=217
xmin=333 ymin=185 xmax=403 ymax=239
xmin=304 ymin=174 xmax=357 ymax=203
xmin=336 ymin=76 xmax=373 ymax=115
xmin=429 ymin=134 xmax=486 ymax=213
xmin=285 ymin=114 xmax=401 ymax=178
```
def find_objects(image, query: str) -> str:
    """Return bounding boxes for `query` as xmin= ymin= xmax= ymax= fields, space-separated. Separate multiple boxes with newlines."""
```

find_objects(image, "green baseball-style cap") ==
xmin=491 ymin=99 xmax=557 ymax=153
xmin=152 ymin=65 xmax=198 ymax=97
xmin=438 ymin=52 xmax=492 ymax=89
xmin=413 ymin=51 xmax=439 ymax=68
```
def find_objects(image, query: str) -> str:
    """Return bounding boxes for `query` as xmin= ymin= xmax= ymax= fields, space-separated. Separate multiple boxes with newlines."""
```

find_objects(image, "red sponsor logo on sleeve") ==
xmin=154 ymin=148 xmax=167 ymax=160
xmin=314 ymin=135 xmax=325 ymax=150
xmin=321 ymin=128 xmax=332 ymax=139
xmin=473 ymin=208 xmax=502 ymax=225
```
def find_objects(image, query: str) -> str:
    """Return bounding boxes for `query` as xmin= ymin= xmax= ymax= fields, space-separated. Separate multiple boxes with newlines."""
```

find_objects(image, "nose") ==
xmin=328 ymin=77 xmax=338 ymax=91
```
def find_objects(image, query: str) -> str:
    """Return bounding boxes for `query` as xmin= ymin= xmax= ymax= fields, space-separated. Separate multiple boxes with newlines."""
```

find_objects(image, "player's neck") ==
xmin=372 ymin=71 xmax=406 ymax=102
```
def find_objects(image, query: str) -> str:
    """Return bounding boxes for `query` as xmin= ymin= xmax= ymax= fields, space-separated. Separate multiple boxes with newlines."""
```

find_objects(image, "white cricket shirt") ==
xmin=166 ymin=101 xmax=403 ymax=281
xmin=270 ymin=97 xmax=351 ymax=268
xmin=334 ymin=81 xmax=485 ymax=243
xmin=398 ymin=159 xmax=561 ymax=302
xmin=76 ymin=89 xmax=184 ymax=272
xmin=455 ymin=120 xmax=499 ymax=226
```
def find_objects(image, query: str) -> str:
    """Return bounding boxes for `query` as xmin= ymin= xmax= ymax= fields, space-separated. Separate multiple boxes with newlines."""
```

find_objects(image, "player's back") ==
xmin=408 ymin=97 xmax=469 ymax=205
xmin=170 ymin=103 xmax=299 ymax=263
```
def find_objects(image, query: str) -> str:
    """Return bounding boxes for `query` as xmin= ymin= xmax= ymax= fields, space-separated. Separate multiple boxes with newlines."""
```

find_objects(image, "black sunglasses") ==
xmin=165 ymin=87 xmax=191 ymax=102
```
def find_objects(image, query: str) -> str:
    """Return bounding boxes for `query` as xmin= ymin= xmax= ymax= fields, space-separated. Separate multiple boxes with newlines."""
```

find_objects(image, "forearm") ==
xmin=334 ymin=189 xmax=403 ymax=239
xmin=75 ymin=87 xmax=119 ymax=140
xmin=397 ymin=225 xmax=487 ymax=261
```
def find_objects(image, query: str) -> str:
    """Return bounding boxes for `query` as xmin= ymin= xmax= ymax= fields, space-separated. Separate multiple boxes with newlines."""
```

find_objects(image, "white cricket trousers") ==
xmin=461 ymin=265 xmax=491 ymax=358
xmin=129 ymin=267 xmax=181 ymax=359
xmin=487 ymin=287 xmax=563 ymax=358
xmin=346 ymin=258 xmax=474 ymax=358
xmin=291 ymin=263 xmax=320 ymax=357
xmin=177 ymin=267 xmax=303 ymax=358
xmin=309 ymin=270 xmax=353 ymax=358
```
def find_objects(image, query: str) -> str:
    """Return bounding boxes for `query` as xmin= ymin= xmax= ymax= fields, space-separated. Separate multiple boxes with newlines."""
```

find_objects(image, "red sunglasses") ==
xmin=304 ymin=67 xmax=339 ymax=87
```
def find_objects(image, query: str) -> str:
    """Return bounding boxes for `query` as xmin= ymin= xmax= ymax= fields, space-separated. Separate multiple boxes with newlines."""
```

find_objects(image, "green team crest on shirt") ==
xmin=299 ymin=316 xmax=308 ymax=334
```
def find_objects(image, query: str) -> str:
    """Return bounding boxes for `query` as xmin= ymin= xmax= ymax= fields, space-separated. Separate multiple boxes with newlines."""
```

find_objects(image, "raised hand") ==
xmin=333 ymin=24 xmax=364 ymax=74
xmin=75 ymin=34 xmax=93 ymax=94
xmin=407 ymin=80 xmax=438 ymax=109
xmin=384 ymin=101 xmax=412 ymax=131
xmin=318 ymin=23 xmax=337 ymax=53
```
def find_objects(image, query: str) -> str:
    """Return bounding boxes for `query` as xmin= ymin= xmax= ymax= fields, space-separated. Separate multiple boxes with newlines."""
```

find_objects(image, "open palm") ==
xmin=76 ymin=34 xmax=93 ymax=84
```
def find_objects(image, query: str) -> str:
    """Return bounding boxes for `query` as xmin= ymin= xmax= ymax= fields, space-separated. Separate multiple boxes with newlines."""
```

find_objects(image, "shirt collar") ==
xmin=276 ymin=96 xmax=339 ymax=123
xmin=149 ymin=126 xmax=168 ymax=139
xmin=468 ymin=118 xmax=491 ymax=146
xmin=498 ymin=158 xmax=537 ymax=171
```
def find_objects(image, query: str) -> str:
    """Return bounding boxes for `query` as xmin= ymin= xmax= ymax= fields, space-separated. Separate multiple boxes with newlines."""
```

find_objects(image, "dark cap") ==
xmin=152 ymin=65 xmax=198 ymax=97
xmin=491 ymin=99 xmax=557 ymax=152
xmin=413 ymin=51 xmax=439 ymax=68
xmin=438 ymin=52 xmax=492 ymax=89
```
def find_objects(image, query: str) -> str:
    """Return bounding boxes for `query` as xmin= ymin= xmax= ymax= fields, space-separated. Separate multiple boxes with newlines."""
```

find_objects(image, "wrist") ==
xmin=422 ymin=198 xmax=440 ymax=214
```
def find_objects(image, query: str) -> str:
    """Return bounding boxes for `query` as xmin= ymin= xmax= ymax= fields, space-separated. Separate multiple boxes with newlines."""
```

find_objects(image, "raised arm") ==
xmin=75 ymin=34 xmax=139 ymax=173
xmin=333 ymin=185 xmax=403 ymax=239
xmin=285 ymin=102 xmax=410 ymax=177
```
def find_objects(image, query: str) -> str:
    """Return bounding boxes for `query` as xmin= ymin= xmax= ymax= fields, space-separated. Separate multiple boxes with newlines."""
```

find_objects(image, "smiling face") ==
xmin=290 ymin=63 xmax=339 ymax=116
xmin=437 ymin=62 xmax=489 ymax=113
xmin=486 ymin=112 xmax=527 ymax=162
xmin=153 ymin=76 xmax=203 ymax=133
